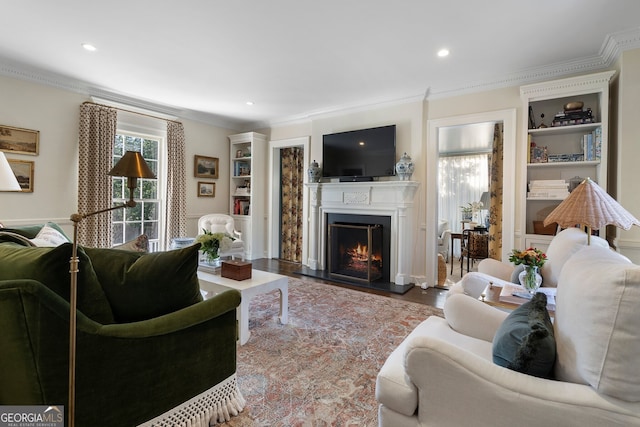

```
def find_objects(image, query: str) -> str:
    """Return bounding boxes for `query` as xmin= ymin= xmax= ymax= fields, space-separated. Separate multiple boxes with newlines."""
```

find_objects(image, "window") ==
xmin=112 ymin=132 xmax=163 ymax=251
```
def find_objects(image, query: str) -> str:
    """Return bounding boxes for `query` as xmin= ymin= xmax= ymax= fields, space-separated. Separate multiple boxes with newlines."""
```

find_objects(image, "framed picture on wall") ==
xmin=194 ymin=155 xmax=219 ymax=179
xmin=8 ymin=159 xmax=34 ymax=192
xmin=0 ymin=125 xmax=40 ymax=155
xmin=197 ymin=181 xmax=215 ymax=197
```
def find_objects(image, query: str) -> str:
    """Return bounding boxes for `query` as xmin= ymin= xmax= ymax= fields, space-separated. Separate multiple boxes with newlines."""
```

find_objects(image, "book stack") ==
xmin=582 ymin=127 xmax=602 ymax=161
xmin=552 ymin=107 xmax=594 ymax=127
xmin=528 ymin=179 xmax=569 ymax=199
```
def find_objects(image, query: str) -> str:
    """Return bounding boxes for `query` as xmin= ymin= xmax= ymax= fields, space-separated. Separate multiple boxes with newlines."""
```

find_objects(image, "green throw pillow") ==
xmin=492 ymin=293 xmax=556 ymax=378
xmin=84 ymin=244 xmax=203 ymax=322
xmin=0 ymin=243 xmax=115 ymax=324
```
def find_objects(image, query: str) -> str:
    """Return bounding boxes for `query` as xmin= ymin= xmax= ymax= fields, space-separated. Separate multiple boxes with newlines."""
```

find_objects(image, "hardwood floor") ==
xmin=250 ymin=258 xmax=450 ymax=309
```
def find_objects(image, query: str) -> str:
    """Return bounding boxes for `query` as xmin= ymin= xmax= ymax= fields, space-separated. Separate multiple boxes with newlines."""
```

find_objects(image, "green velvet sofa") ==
xmin=0 ymin=224 xmax=244 ymax=426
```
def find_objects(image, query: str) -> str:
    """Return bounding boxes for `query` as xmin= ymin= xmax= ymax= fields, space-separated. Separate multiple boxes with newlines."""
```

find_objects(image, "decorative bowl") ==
xmin=564 ymin=101 xmax=584 ymax=111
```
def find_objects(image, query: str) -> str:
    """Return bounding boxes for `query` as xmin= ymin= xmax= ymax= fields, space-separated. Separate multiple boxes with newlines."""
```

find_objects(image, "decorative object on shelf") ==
xmin=537 ymin=113 xmax=548 ymax=129
xmin=195 ymin=229 xmax=235 ymax=264
xmin=543 ymin=177 xmax=640 ymax=245
xmin=236 ymin=149 xmax=243 ymax=158
xmin=509 ymin=247 xmax=547 ymax=295
xmin=194 ymin=155 xmax=219 ymax=179
xmin=0 ymin=152 xmax=22 ymax=192
xmin=395 ymin=152 xmax=414 ymax=181
xmin=0 ymin=124 xmax=40 ymax=155
xmin=308 ymin=159 xmax=322 ymax=183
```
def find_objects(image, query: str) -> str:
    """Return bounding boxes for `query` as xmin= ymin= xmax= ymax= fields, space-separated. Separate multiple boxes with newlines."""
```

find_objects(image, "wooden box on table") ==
xmin=221 ymin=260 xmax=252 ymax=281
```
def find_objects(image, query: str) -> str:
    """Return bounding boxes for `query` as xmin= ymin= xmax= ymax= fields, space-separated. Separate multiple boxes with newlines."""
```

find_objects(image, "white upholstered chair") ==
xmin=197 ymin=214 xmax=245 ymax=260
xmin=436 ymin=219 xmax=451 ymax=261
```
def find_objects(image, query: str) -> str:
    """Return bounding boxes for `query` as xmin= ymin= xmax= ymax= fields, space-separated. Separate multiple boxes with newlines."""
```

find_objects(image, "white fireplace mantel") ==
xmin=306 ymin=181 xmax=419 ymax=286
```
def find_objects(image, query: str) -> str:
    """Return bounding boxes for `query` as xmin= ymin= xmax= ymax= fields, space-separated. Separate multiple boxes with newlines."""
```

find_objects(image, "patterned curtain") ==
xmin=77 ymin=103 xmax=117 ymax=247
xmin=165 ymin=121 xmax=187 ymax=248
xmin=280 ymin=147 xmax=304 ymax=262
xmin=488 ymin=123 xmax=504 ymax=259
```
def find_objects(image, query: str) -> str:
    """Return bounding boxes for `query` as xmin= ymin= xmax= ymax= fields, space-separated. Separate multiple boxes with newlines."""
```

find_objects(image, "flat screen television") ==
xmin=322 ymin=124 xmax=396 ymax=181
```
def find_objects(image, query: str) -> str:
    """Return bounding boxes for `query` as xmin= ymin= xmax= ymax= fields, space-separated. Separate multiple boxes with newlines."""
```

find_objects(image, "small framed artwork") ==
xmin=194 ymin=155 xmax=219 ymax=179
xmin=197 ymin=181 xmax=215 ymax=197
xmin=0 ymin=125 xmax=40 ymax=155
xmin=8 ymin=159 xmax=34 ymax=192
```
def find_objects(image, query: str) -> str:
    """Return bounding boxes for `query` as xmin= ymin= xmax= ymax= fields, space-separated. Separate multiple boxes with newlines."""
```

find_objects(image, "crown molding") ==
xmin=1 ymin=28 xmax=639 ymax=130
xmin=0 ymin=57 xmax=245 ymax=131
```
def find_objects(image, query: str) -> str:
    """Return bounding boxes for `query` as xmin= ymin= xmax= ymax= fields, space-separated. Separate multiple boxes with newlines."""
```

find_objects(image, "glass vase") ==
xmin=518 ymin=265 xmax=543 ymax=295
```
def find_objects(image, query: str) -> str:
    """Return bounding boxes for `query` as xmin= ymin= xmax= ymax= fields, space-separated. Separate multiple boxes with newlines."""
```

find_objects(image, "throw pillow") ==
xmin=84 ymin=244 xmax=203 ymax=322
xmin=30 ymin=224 xmax=70 ymax=247
xmin=492 ymin=293 xmax=556 ymax=378
xmin=112 ymin=234 xmax=149 ymax=252
xmin=540 ymin=227 xmax=608 ymax=287
xmin=554 ymin=245 xmax=640 ymax=402
xmin=0 ymin=243 xmax=115 ymax=324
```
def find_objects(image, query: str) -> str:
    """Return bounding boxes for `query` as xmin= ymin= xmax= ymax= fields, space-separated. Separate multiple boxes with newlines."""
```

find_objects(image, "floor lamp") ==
xmin=68 ymin=151 xmax=155 ymax=427
xmin=543 ymin=177 xmax=640 ymax=245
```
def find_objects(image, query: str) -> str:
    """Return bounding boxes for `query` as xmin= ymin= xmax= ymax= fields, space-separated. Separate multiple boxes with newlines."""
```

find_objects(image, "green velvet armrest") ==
xmin=0 ymin=279 xmax=241 ymax=427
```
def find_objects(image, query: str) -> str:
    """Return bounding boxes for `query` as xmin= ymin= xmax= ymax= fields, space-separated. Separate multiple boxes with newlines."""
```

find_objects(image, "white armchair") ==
xmin=376 ymin=241 xmax=640 ymax=426
xmin=197 ymin=214 xmax=245 ymax=260
xmin=437 ymin=220 xmax=451 ymax=261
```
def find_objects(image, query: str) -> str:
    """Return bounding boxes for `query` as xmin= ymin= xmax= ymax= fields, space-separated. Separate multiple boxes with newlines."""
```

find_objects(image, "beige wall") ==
xmin=615 ymin=49 xmax=640 ymax=262
xmin=3 ymin=48 xmax=640 ymax=266
xmin=0 ymin=74 xmax=235 ymax=240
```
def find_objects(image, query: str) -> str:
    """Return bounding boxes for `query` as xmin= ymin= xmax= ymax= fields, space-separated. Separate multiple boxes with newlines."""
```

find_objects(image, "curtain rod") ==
xmin=82 ymin=101 xmax=182 ymax=125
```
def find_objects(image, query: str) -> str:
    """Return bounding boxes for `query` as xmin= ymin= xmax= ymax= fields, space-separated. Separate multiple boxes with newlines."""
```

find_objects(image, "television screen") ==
xmin=322 ymin=125 xmax=396 ymax=179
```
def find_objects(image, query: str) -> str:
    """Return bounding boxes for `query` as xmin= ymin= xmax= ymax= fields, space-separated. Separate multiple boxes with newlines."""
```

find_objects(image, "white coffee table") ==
xmin=197 ymin=268 xmax=289 ymax=345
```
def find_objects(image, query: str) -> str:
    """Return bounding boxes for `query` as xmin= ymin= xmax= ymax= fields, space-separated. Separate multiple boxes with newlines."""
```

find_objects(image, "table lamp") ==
xmin=479 ymin=191 xmax=491 ymax=227
xmin=0 ymin=152 xmax=22 ymax=228
xmin=68 ymin=151 xmax=155 ymax=427
xmin=0 ymin=152 xmax=21 ymax=192
xmin=543 ymin=177 xmax=640 ymax=244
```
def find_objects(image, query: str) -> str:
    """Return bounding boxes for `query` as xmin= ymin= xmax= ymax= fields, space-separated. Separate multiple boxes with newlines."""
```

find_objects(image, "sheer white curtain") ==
xmin=438 ymin=153 xmax=489 ymax=256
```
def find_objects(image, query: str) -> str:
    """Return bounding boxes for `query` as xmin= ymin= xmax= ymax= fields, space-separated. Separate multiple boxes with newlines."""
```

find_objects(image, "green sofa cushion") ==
xmin=84 ymin=244 xmax=203 ymax=322
xmin=0 ymin=243 xmax=115 ymax=324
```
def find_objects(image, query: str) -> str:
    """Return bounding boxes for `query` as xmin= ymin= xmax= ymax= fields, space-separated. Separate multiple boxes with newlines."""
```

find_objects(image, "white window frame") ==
xmin=114 ymin=123 xmax=167 ymax=251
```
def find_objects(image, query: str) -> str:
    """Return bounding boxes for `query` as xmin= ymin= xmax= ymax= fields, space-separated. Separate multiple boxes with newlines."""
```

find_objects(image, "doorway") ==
xmin=425 ymin=110 xmax=516 ymax=287
xmin=268 ymin=136 xmax=311 ymax=262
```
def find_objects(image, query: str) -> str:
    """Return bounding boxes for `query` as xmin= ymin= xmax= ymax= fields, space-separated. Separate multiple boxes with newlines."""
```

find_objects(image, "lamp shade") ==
xmin=108 ymin=151 xmax=156 ymax=179
xmin=543 ymin=177 xmax=640 ymax=230
xmin=479 ymin=191 xmax=491 ymax=209
xmin=0 ymin=152 xmax=21 ymax=191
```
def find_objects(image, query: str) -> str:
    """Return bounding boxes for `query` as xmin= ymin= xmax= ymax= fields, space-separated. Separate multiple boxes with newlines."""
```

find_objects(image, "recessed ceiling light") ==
xmin=437 ymin=48 xmax=450 ymax=58
xmin=246 ymin=101 xmax=254 ymax=106
xmin=82 ymin=43 xmax=97 ymax=52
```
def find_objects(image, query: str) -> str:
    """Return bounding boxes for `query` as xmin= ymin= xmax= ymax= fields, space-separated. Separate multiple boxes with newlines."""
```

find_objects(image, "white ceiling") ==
xmin=1 ymin=1 xmax=639 ymax=130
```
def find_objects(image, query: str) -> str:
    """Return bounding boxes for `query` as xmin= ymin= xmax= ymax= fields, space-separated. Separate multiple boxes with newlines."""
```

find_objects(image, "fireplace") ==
xmin=329 ymin=222 xmax=383 ymax=283
xmin=305 ymin=181 xmax=419 ymax=290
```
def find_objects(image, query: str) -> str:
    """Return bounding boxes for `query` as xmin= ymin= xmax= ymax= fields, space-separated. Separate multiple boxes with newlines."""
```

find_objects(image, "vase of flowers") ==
xmin=195 ymin=229 xmax=234 ymax=266
xmin=509 ymin=247 xmax=546 ymax=295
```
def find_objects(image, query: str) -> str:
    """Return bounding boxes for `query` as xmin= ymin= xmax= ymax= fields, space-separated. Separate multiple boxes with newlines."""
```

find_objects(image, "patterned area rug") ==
xmin=222 ymin=278 xmax=444 ymax=426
